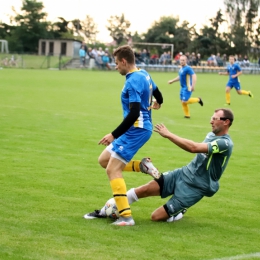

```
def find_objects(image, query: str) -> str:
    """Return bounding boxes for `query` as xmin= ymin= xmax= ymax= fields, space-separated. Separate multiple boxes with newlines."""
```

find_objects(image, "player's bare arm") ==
xmin=168 ymin=76 xmax=180 ymax=84
xmin=98 ymin=133 xmax=115 ymax=146
xmin=151 ymin=99 xmax=161 ymax=110
xmin=219 ymin=71 xmax=228 ymax=75
xmin=152 ymin=87 xmax=163 ymax=110
xmin=231 ymin=71 xmax=242 ymax=78
xmin=191 ymin=74 xmax=197 ymax=91
xmin=154 ymin=123 xmax=208 ymax=153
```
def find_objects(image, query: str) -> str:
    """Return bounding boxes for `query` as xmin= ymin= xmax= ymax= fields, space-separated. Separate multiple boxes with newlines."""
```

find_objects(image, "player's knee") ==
xmin=98 ymin=156 xmax=108 ymax=168
xmin=151 ymin=212 xmax=160 ymax=221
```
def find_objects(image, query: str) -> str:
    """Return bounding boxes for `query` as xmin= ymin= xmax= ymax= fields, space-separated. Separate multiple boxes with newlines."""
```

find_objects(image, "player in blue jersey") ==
xmin=85 ymin=108 xmax=234 ymax=223
xmin=168 ymin=55 xmax=203 ymax=118
xmin=219 ymin=55 xmax=253 ymax=105
xmin=84 ymin=45 xmax=163 ymax=226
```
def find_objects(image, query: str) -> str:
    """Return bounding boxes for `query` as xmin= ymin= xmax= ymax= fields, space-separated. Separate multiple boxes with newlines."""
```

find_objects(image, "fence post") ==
xmin=59 ymin=54 xmax=62 ymax=70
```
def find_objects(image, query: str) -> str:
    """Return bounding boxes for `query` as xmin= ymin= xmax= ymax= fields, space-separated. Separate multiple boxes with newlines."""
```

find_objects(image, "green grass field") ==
xmin=0 ymin=69 xmax=259 ymax=260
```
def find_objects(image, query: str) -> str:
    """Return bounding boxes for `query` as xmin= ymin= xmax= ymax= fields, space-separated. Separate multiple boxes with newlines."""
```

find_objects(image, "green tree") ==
xmin=51 ymin=17 xmax=73 ymax=38
xmin=143 ymin=16 xmax=195 ymax=55
xmin=80 ymin=15 xmax=99 ymax=44
xmin=192 ymin=10 xmax=229 ymax=57
xmin=10 ymin=0 xmax=51 ymax=53
xmin=224 ymin=0 xmax=260 ymax=55
xmin=106 ymin=14 xmax=131 ymax=45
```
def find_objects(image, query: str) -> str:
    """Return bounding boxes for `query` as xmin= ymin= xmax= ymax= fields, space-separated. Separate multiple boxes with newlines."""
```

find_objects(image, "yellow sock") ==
xmin=186 ymin=97 xmax=199 ymax=104
xmin=226 ymin=92 xmax=231 ymax=104
xmin=123 ymin=160 xmax=141 ymax=172
xmin=110 ymin=178 xmax=131 ymax=217
xmin=240 ymin=90 xmax=249 ymax=95
xmin=182 ymin=102 xmax=190 ymax=117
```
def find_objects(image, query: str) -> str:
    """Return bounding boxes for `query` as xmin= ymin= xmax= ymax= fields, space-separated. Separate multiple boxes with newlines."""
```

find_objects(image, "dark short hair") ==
xmin=215 ymin=108 xmax=234 ymax=127
xmin=113 ymin=45 xmax=135 ymax=64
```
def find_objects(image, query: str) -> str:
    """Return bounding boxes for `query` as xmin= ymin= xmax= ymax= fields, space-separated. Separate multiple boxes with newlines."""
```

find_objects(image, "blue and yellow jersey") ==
xmin=227 ymin=63 xmax=241 ymax=82
xmin=182 ymin=132 xmax=233 ymax=196
xmin=178 ymin=65 xmax=195 ymax=91
xmin=121 ymin=69 xmax=157 ymax=132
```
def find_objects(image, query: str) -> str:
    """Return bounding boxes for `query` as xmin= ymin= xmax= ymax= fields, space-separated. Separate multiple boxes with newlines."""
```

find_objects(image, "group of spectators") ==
xmin=79 ymin=42 xmax=260 ymax=69
xmin=207 ymin=53 xmax=253 ymax=67
xmin=1 ymin=55 xmax=17 ymax=67
xmin=79 ymin=42 xmax=111 ymax=70
xmin=134 ymin=49 xmax=172 ymax=65
xmin=174 ymin=52 xmax=202 ymax=66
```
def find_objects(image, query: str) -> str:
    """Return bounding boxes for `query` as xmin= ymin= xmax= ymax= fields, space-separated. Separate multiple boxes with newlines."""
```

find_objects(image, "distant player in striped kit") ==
xmin=168 ymin=55 xmax=203 ymax=118
xmin=87 ymin=45 xmax=163 ymax=226
xmin=219 ymin=55 xmax=253 ymax=105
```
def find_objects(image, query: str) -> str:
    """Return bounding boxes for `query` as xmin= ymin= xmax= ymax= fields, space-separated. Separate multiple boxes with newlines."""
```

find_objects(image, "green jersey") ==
xmin=182 ymin=132 xmax=233 ymax=197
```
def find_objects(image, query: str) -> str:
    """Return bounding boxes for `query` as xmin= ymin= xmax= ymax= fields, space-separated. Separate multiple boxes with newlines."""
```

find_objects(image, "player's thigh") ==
xmin=106 ymin=156 xmax=126 ymax=180
xmin=162 ymin=170 xmax=203 ymax=215
xmin=159 ymin=169 xmax=180 ymax=199
xmin=135 ymin=180 xmax=161 ymax=198
xmin=98 ymin=147 xmax=112 ymax=168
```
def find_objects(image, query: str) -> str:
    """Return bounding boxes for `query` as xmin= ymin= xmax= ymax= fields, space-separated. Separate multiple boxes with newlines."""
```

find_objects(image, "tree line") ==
xmin=0 ymin=0 xmax=260 ymax=59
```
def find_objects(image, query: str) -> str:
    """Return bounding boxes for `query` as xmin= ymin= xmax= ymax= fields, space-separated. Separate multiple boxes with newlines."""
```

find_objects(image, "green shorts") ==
xmin=155 ymin=168 xmax=204 ymax=216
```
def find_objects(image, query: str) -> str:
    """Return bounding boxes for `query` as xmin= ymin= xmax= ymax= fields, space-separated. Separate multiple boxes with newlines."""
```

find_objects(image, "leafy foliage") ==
xmin=1 ymin=0 xmax=260 ymax=57
xmin=106 ymin=13 xmax=131 ymax=45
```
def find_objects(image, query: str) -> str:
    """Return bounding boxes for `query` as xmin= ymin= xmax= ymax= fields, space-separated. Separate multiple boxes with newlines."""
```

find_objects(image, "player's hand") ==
xmin=98 ymin=133 xmax=114 ymax=146
xmin=154 ymin=123 xmax=171 ymax=138
xmin=152 ymin=99 xmax=161 ymax=110
xmin=191 ymin=86 xmax=195 ymax=91
xmin=231 ymin=75 xmax=236 ymax=78
xmin=168 ymin=80 xmax=173 ymax=84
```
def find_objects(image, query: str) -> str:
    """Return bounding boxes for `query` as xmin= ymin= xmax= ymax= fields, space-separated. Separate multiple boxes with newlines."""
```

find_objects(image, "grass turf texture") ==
xmin=0 ymin=69 xmax=259 ymax=260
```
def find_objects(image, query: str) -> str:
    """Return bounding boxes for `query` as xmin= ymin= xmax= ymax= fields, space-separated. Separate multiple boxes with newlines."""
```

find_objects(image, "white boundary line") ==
xmin=209 ymin=252 xmax=260 ymax=260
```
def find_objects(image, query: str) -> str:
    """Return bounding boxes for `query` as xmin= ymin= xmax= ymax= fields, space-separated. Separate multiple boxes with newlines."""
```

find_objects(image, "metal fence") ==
xmin=0 ymin=53 xmax=71 ymax=69
xmin=1 ymin=53 xmax=260 ymax=74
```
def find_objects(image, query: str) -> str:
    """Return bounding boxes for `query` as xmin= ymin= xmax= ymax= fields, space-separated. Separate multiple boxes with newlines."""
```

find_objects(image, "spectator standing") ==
xmin=190 ymin=52 xmax=197 ymax=66
xmin=216 ymin=53 xmax=224 ymax=66
xmin=159 ymin=52 xmax=168 ymax=65
xmin=174 ymin=52 xmax=182 ymax=65
xmin=79 ymin=46 xmax=86 ymax=67
xmin=102 ymin=52 xmax=111 ymax=70
xmin=243 ymin=55 xmax=250 ymax=67
xmin=196 ymin=53 xmax=201 ymax=66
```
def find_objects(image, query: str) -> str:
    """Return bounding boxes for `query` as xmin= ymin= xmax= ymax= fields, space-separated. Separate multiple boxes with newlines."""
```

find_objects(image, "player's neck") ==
xmin=128 ymin=64 xmax=138 ymax=72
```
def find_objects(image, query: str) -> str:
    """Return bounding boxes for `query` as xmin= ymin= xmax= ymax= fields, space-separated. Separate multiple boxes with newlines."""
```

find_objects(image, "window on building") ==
xmin=49 ymin=42 xmax=54 ymax=55
xmin=61 ymin=42 xmax=67 ymax=55
xmin=41 ymin=41 xmax=46 ymax=55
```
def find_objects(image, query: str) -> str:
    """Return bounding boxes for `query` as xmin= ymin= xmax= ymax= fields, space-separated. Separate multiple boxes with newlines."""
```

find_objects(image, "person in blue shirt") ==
xmin=79 ymin=46 xmax=86 ymax=67
xmin=84 ymin=45 xmax=163 ymax=226
xmin=219 ymin=55 xmax=253 ymax=105
xmin=168 ymin=55 xmax=203 ymax=118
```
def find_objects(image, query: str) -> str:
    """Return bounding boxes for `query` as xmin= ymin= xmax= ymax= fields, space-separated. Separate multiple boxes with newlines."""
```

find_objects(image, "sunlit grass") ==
xmin=0 ymin=69 xmax=259 ymax=260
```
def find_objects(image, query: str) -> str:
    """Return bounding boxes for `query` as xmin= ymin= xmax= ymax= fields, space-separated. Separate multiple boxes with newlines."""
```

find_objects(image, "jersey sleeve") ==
xmin=207 ymin=138 xmax=230 ymax=155
xmin=226 ymin=66 xmax=230 ymax=73
xmin=235 ymin=63 xmax=241 ymax=72
xmin=188 ymin=66 xmax=195 ymax=75
xmin=126 ymin=81 xmax=142 ymax=103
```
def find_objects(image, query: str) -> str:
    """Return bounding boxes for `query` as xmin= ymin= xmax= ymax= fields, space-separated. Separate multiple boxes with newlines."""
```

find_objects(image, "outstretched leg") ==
xmin=225 ymin=86 xmax=231 ymax=105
